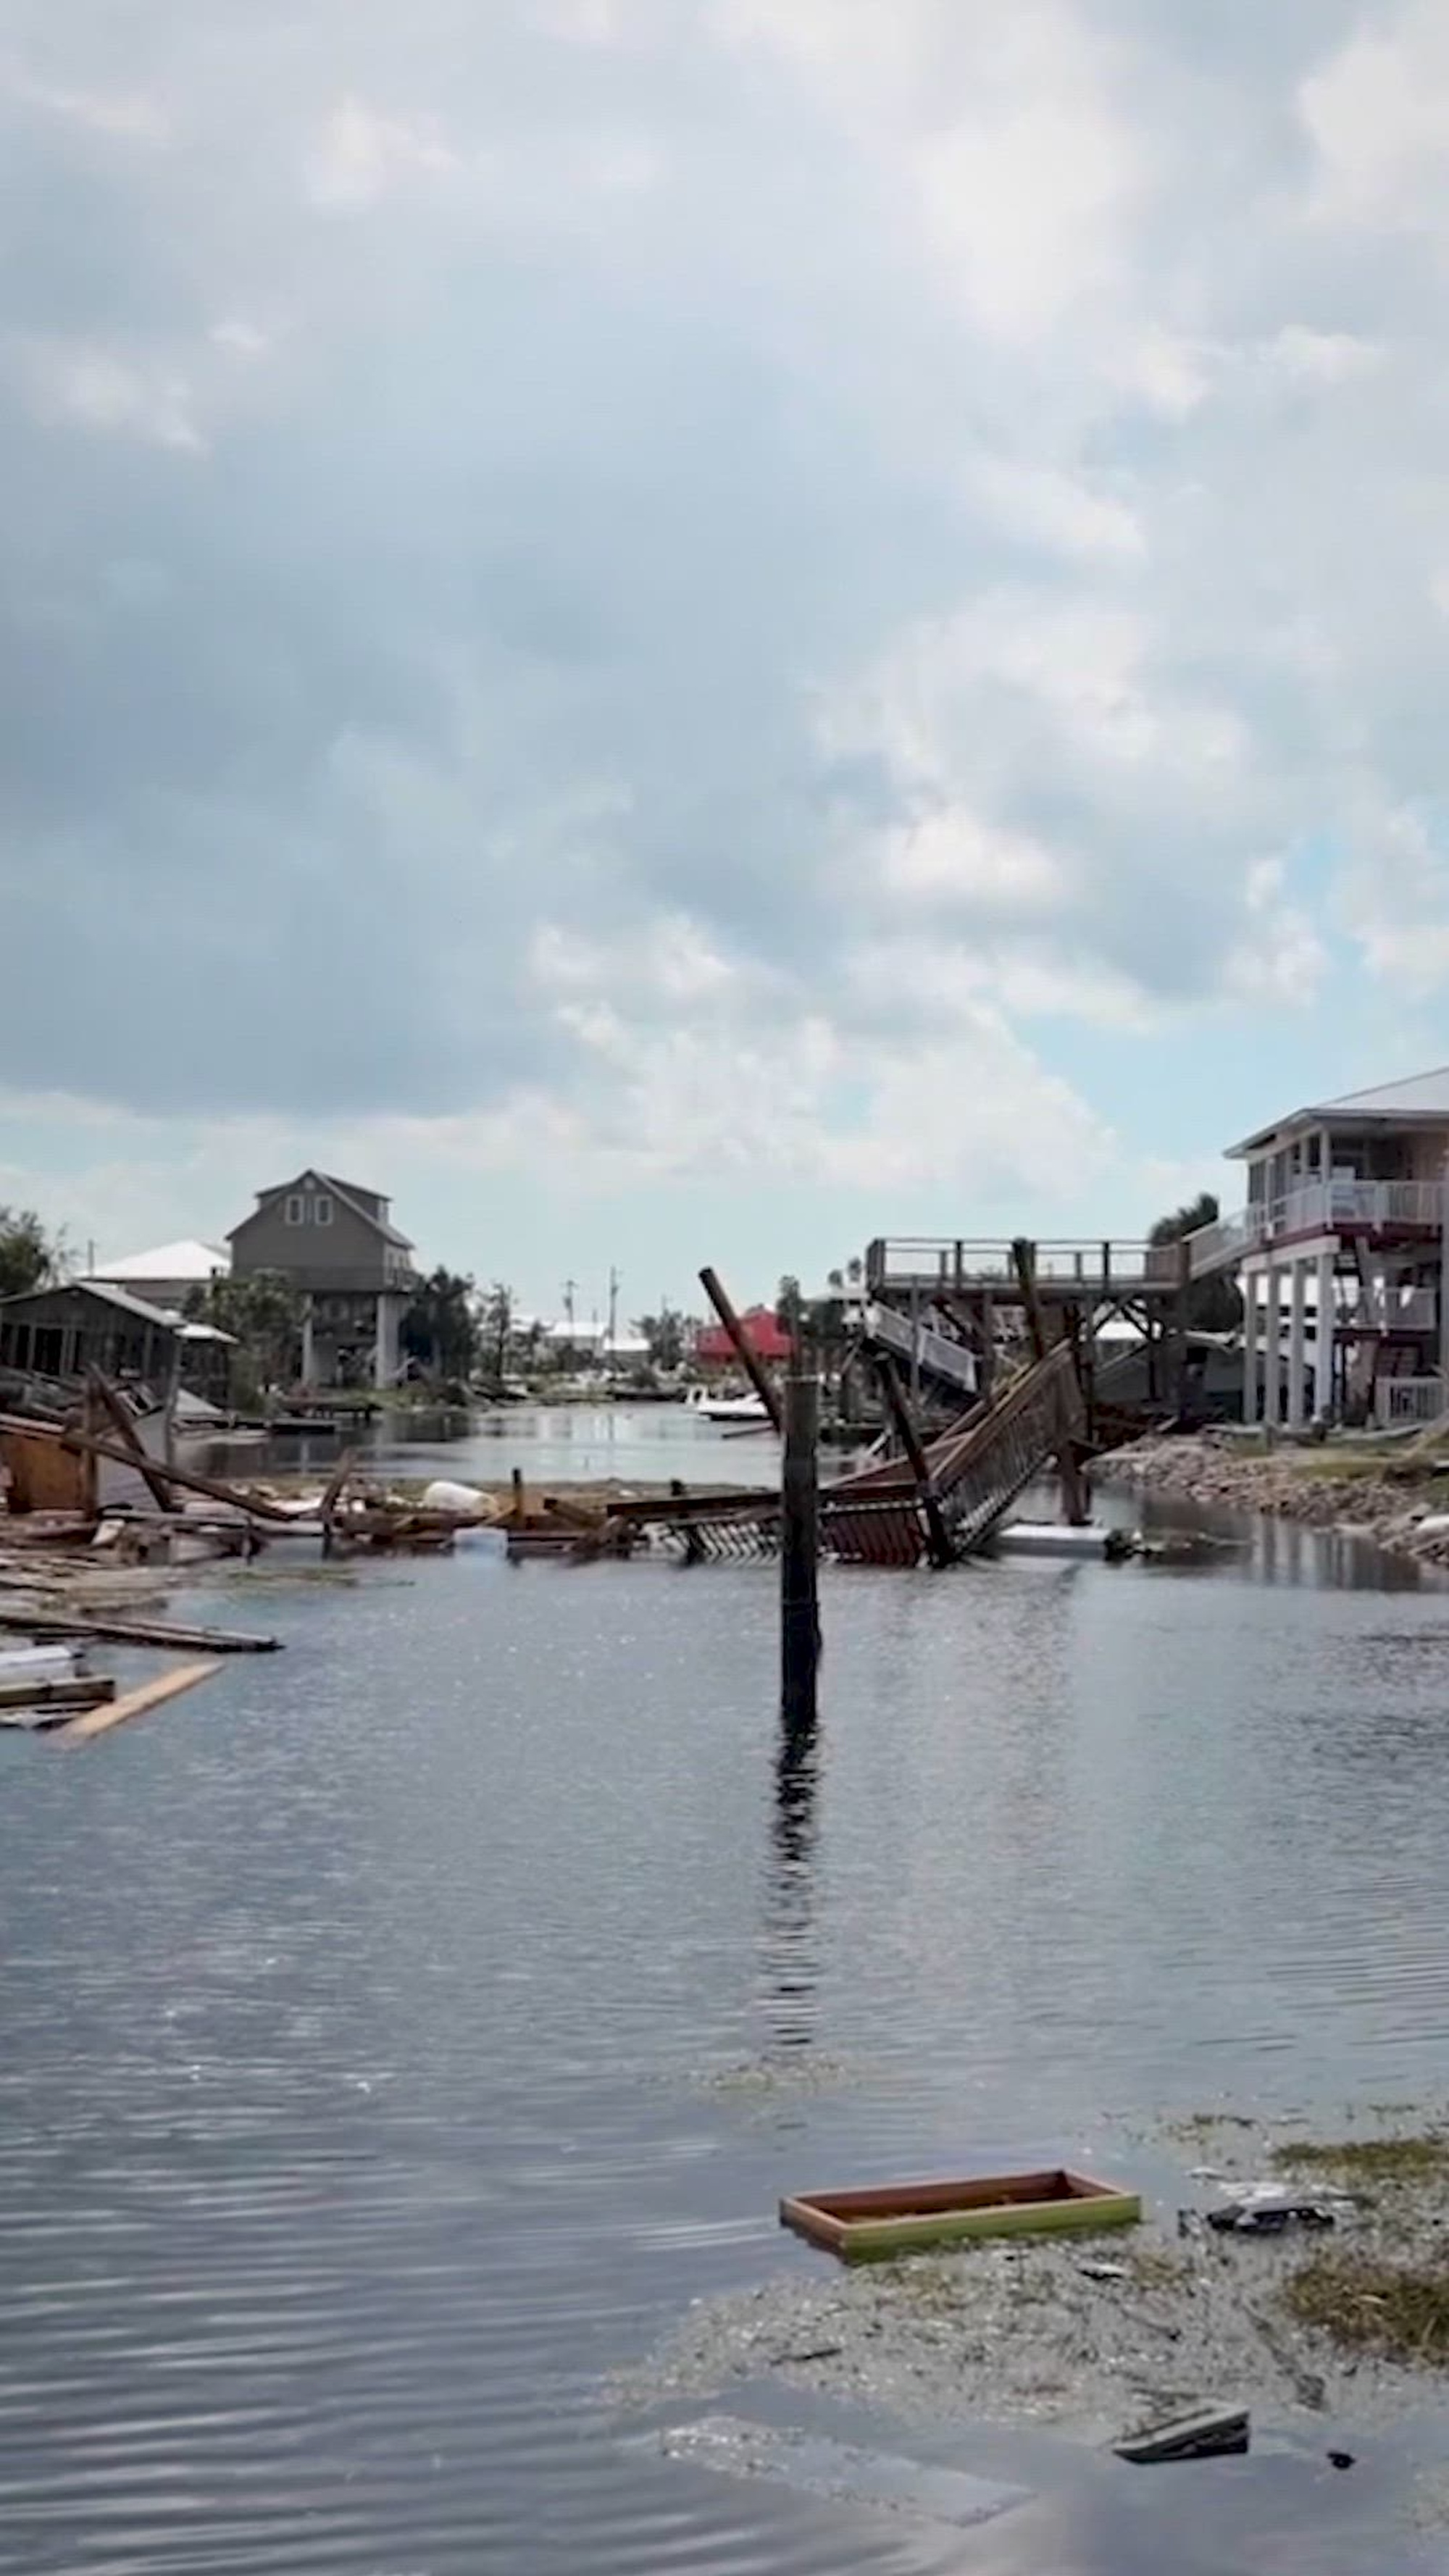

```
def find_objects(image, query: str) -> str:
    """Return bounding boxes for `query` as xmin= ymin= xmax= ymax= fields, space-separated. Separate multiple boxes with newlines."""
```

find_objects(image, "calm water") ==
xmin=204 ymin=1400 xmax=788 ymax=1490
xmin=4 ymin=1487 xmax=1449 ymax=2572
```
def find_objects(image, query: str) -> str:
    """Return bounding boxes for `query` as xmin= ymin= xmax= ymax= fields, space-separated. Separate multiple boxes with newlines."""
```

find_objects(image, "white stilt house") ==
xmin=1186 ymin=1068 xmax=1449 ymax=1429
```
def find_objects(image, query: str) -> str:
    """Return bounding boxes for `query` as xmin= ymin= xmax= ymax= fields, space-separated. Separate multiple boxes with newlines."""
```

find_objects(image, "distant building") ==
xmin=694 ymin=1305 xmax=795 ymax=1369
xmin=227 ymin=1171 xmax=417 ymax=1389
xmin=0 ymin=1279 xmax=235 ymax=1405
xmin=85 ymin=1238 xmax=229 ymax=1311
xmin=1187 ymin=1065 xmax=1449 ymax=1427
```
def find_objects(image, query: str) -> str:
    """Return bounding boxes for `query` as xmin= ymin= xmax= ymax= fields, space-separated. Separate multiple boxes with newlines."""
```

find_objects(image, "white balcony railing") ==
xmin=1188 ymin=1180 xmax=1446 ymax=1276
xmin=1350 ymin=1287 xmax=1439 ymax=1334
xmin=1375 ymin=1376 xmax=1447 ymax=1426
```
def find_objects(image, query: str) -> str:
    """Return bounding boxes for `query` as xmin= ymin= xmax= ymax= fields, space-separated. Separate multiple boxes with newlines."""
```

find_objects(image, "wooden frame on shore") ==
xmin=780 ymin=2167 xmax=1141 ymax=2262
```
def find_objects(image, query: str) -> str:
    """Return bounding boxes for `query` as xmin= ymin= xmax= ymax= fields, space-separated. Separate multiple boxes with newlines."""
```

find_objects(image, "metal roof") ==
xmin=0 ymin=1278 xmax=182 ymax=1327
xmin=88 ymin=1239 xmax=228 ymax=1283
xmin=1227 ymin=1063 xmax=1449 ymax=1157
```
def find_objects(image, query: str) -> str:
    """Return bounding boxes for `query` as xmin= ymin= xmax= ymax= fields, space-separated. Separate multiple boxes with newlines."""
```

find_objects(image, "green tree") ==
xmin=402 ymin=1268 xmax=480 ymax=1381
xmin=775 ymin=1274 xmax=804 ymax=1347
xmin=185 ymin=1270 xmax=303 ymax=1393
xmin=0 ymin=1207 xmax=60 ymax=1300
xmin=1150 ymin=1192 xmax=1243 ymax=1332
xmin=634 ymin=1306 xmax=687 ymax=1369
xmin=479 ymin=1280 xmax=514 ymax=1384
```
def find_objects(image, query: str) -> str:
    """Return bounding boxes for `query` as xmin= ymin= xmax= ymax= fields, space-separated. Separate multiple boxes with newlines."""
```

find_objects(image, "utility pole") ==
xmin=608 ymin=1264 xmax=619 ymax=1351
xmin=563 ymin=1277 xmax=577 ymax=1333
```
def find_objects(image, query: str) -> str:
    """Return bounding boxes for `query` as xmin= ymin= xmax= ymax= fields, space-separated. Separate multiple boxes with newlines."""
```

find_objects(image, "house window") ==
xmin=314 ymin=1194 xmax=333 ymax=1225
xmin=285 ymin=1193 xmax=305 ymax=1224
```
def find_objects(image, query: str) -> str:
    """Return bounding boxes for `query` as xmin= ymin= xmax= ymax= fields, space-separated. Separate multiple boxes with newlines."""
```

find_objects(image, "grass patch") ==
xmin=1271 ymin=2133 xmax=1449 ymax=2187
xmin=1282 ymin=2252 xmax=1449 ymax=2367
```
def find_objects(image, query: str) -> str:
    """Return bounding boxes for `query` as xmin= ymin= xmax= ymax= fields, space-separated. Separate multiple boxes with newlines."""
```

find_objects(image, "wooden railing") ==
xmin=867 ymin=1238 xmax=1179 ymax=1295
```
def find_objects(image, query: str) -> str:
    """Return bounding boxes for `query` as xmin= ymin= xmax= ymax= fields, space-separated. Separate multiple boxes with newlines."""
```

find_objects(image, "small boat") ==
xmin=682 ymin=1384 xmax=772 ymax=1425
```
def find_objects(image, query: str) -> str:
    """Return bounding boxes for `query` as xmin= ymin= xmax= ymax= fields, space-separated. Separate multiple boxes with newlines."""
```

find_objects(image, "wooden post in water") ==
xmin=1011 ymin=1237 xmax=1089 ymax=1526
xmin=874 ymin=1356 xmax=953 ymax=1569
xmin=781 ymin=1373 xmax=820 ymax=1731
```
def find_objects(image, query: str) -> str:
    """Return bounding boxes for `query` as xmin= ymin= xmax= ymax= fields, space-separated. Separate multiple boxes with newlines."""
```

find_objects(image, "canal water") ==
xmin=4 ymin=1429 xmax=1449 ymax=2572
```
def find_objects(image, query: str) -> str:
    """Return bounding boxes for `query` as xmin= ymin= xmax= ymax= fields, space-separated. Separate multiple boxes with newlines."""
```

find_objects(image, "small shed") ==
xmin=0 ymin=1281 xmax=234 ymax=1403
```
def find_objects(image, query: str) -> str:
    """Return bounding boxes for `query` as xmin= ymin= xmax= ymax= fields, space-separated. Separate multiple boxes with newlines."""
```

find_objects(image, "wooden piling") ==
xmin=671 ymin=1477 xmax=704 ymax=1566
xmin=1011 ymin=1238 xmax=1089 ymax=1526
xmin=874 ymin=1357 xmax=953 ymax=1569
xmin=781 ymin=1373 xmax=820 ymax=1730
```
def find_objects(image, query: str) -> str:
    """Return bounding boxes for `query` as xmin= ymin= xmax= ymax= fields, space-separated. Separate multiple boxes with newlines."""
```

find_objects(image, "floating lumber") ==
xmin=57 ymin=1659 xmax=221 ymax=1742
xmin=0 ymin=1606 xmax=279 ymax=1654
xmin=0 ymin=1674 xmax=114 ymax=1713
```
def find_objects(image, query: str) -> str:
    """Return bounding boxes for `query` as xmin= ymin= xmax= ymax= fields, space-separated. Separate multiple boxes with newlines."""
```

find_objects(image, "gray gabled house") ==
xmin=228 ymin=1171 xmax=417 ymax=1389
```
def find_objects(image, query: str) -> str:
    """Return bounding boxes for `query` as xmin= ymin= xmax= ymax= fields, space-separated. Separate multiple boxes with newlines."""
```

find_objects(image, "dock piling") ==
xmin=781 ymin=1373 xmax=820 ymax=1729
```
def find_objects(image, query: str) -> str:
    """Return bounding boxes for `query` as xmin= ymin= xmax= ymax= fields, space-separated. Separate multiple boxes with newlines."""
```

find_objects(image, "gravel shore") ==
xmin=1098 ymin=1431 xmax=1449 ymax=1570
xmin=614 ymin=2115 xmax=1449 ymax=2510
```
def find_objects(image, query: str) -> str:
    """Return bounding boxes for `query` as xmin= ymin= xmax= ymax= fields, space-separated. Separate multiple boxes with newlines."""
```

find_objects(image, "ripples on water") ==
xmin=3 ymin=1488 xmax=1448 ymax=2571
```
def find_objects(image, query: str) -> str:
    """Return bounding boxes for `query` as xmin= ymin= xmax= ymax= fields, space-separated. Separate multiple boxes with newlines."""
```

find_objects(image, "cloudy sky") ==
xmin=3 ymin=1 xmax=1448 ymax=1313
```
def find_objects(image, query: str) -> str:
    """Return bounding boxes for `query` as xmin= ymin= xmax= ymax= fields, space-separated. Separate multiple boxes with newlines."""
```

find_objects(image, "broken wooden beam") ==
xmin=0 ymin=1607 xmax=279 ymax=1654
xmin=698 ymin=1267 xmax=785 ymax=1433
xmin=57 ymin=1659 xmax=222 ymax=1742
xmin=85 ymin=1370 xmax=174 ymax=1510
xmin=43 ymin=1424 xmax=298 ymax=1523
xmin=873 ymin=1355 xmax=954 ymax=1569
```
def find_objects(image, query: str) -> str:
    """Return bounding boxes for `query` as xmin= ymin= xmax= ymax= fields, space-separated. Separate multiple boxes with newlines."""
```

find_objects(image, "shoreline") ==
xmin=615 ymin=2107 xmax=1449 ymax=2530
xmin=1096 ymin=1430 xmax=1449 ymax=1571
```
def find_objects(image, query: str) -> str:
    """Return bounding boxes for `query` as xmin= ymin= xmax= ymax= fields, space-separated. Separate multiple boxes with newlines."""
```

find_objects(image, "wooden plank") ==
xmin=0 ymin=1423 xmax=91 ymax=1516
xmin=57 ymin=1659 xmax=221 ymax=1741
xmin=873 ymin=1357 xmax=953 ymax=1569
xmin=698 ymin=1267 xmax=785 ymax=1433
xmin=319 ymin=1447 xmax=355 ymax=1554
xmin=85 ymin=1370 xmax=173 ymax=1510
xmin=0 ymin=1606 xmax=278 ymax=1654
xmin=0 ymin=1675 xmax=114 ymax=1713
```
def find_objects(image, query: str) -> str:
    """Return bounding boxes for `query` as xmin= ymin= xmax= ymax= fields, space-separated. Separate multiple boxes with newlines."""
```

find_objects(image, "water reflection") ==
xmin=759 ymin=1719 xmax=820 ymax=2055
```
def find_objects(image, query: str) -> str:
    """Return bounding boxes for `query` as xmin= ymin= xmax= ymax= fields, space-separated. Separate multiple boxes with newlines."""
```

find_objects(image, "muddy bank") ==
xmin=614 ymin=2116 xmax=1449 ymax=2517
xmin=1098 ymin=1431 xmax=1449 ymax=1570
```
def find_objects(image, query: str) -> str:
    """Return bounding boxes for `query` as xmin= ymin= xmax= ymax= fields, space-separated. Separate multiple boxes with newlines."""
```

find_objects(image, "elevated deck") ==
xmin=867 ymin=1237 xmax=1184 ymax=1302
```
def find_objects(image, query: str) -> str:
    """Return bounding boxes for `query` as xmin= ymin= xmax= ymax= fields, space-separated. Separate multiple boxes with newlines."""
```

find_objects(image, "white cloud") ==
xmin=5 ymin=68 xmax=169 ymax=141
xmin=1300 ymin=6 xmax=1449 ymax=228
xmin=968 ymin=456 xmax=1145 ymax=563
xmin=16 ymin=340 xmax=204 ymax=451
xmin=879 ymin=810 xmax=1066 ymax=908
xmin=1267 ymin=325 xmax=1383 ymax=383
xmin=306 ymin=96 xmax=458 ymax=211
